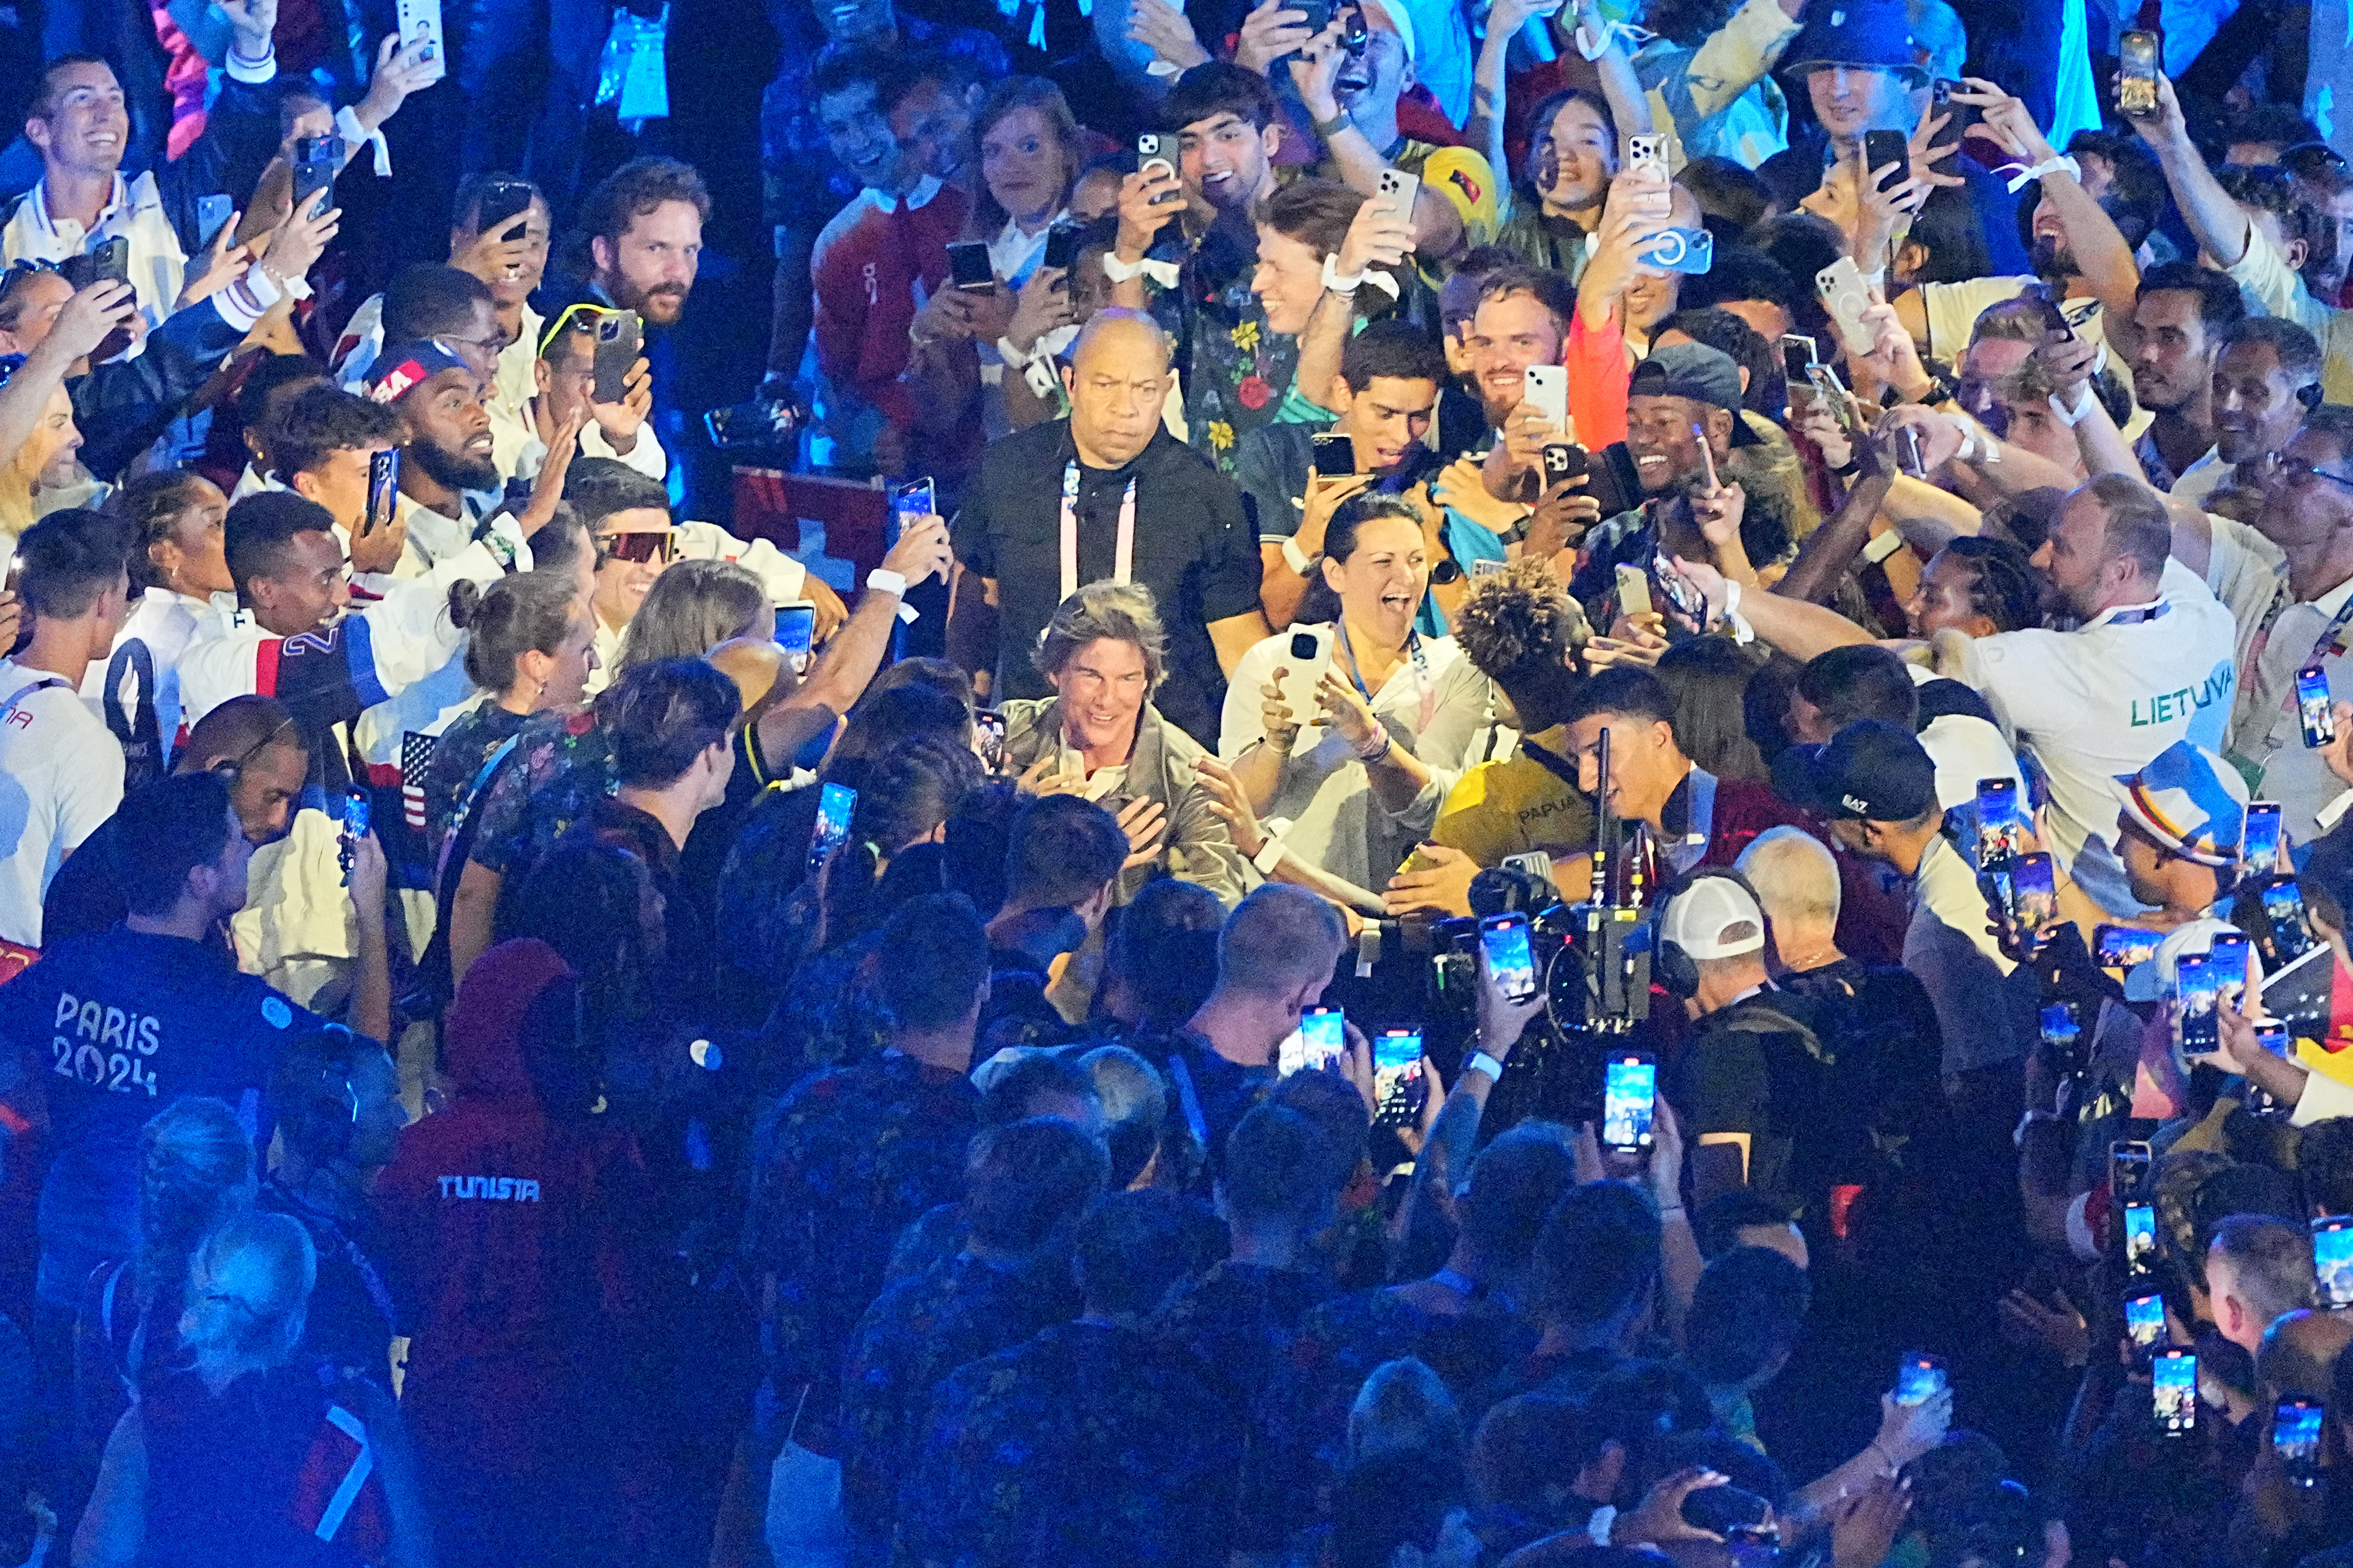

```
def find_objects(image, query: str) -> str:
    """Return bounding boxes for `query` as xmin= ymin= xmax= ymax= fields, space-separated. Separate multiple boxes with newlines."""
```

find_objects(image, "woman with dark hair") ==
xmin=424 ymin=570 xmax=598 ymax=858
xmin=85 ymin=471 xmax=233 ymax=766
xmin=1214 ymin=494 xmax=1479 ymax=897
xmin=1494 ymin=89 xmax=1622 ymax=282
xmin=910 ymin=77 xmax=1088 ymax=441
xmin=1656 ymin=635 xmax=1769 ymax=783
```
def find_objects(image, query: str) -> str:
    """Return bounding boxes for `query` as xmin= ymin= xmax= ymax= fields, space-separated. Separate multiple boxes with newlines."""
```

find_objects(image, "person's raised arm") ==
xmin=1673 ymin=555 xmax=1878 ymax=657
xmin=1773 ymin=425 xmax=1898 ymax=604
xmin=1952 ymin=78 xmax=2139 ymax=329
xmin=1293 ymin=198 xmax=1414 ymax=405
xmin=785 ymin=516 xmax=954 ymax=721
xmin=1469 ymin=0 xmax=1557 ymax=190
xmin=0 ymin=281 xmax=136 ymax=462
xmin=1401 ymin=945 xmax=1540 ymax=1238
xmin=1293 ymin=25 xmax=1465 ymax=259
xmin=1108 ymin=166 xmax=1185 ymax=312
xmin=2130 ymin=73 xmax=2255 ymax=275
xmin=346 ymin=829 xmax=392 ymax=1047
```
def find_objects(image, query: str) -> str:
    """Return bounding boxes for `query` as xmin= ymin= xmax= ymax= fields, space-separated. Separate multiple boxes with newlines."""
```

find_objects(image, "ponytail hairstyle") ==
xmin=451 ymin=568 xmax=585 ymax=693
xmin=109 ymin=471 xmax=222 ymax=592
xmin=1295 ymin=492 xmax=1426 ymax=626
xmin=819 ymin=733 xmax=985 ymax=951
xmin=136 ymin=1097 xmax=254 ymax=1317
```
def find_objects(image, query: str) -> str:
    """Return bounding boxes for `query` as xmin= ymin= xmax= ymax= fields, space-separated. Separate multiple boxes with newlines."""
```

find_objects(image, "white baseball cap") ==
xmin=1661 ymin=875 xmax=1768 ymax=960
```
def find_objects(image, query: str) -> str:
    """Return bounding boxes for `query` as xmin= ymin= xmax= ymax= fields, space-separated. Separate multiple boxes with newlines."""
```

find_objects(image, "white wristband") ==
xmin=1320 ymin=251 xmax=1401 ymax=301
xmin=1466 ymin=1051 xmax=1507 ymax=1082
xmin=1100 ymin=251 xmax=1180 ymax=288
xmin=1282 ymin=536 xmax=1315 ymax=576
xmin=1862 ymin=528 xmax=1905 ymax=564
xmin=2005 ymin=153 xmax=2082 ymax=193
xmin=866 ymin=568 xmax=907 ymax=596
xmin=1253 ymin=836 xmax=1288 ymax=875
xmin=2048 ymin=384 xmax=2099 ymax=426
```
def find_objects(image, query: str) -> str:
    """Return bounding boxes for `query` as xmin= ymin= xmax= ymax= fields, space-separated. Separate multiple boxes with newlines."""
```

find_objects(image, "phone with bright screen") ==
xmin=2277 ymin=1399 xmax=2324 ymax=1485
xmin=1602 ymin=1054 xmax=1656 ymax=1152
xmin=2313 ymin=1216 xmax=2353 ymax=1308
xmin=1290 ymin=1007 xmax=1345 ymax=1076
xmin=1480 ymin=913 xmax=1538 ymax=1004
xmin=2096 ymin=925 xmax=2163 ymax=968
xmin=2124 ymin=1291 xmax=2165 ymax=1358
xmin=2124 ymin=1202 xmax=2159 ymax=1275
xmin=1974 ymin=776 xmax=2023 ymax=867
xmin=2111 ymin=1140 xmax=2152 ymax=1201
xmin=2264 ymin=881 xmax=2314 ymax=959
xmin=2208 ymin=932 xmax=2250 ymax=1016
xmin=774 ymin=602 xmax=816 ymax=673
xmin=891 ymin=478 xmax=936 ymax=526
xmin=2010 ymin=852 xmax=2057 ymax=929
xmin=2175 ymin=953 xmax=2220 ymax=1058
xmin=2244 ymin=803 xmax=2284 ymax=877
xmin=810 ymin=781 xmax=856 ymax=872
xmin=1895 ymin=1352 xmax=1946 ymax=1406
xmin=2153 ymin=1349 xmax=2197 ymax=1435
xmin=1371 ymin=1029 xmax=1426 ymax=1128
xmin=2298 ymin=665 xmax=2335 ymax=747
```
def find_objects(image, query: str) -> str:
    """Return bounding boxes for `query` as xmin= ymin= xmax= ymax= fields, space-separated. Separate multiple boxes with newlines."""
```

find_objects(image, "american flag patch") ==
xmin=401 ymin=731 xmax=437 ymax=831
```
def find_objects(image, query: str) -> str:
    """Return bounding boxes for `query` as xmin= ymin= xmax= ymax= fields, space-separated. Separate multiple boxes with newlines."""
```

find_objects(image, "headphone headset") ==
xmin=293 ymin=1024 xmax=363 ymax=1160
xmin=2298 ymin=381 xmax=2325 ymax=410
xmin=1653 ymin=867 xmax=1767 ymax=1001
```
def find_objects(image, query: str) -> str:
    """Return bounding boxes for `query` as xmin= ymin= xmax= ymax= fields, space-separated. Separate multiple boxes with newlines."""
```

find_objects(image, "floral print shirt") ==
xmin=898 ymin=1320 xmax=1243 ymax=1568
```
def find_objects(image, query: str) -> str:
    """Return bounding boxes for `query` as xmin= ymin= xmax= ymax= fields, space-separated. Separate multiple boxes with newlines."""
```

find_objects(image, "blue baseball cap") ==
xmin=364 ymin=339 xmax=471 ymax=403
xmin=2117 ymin=741 xmax=2248 ymax=867
xmin=1781 ymin=0 xmax=1924 ymax=77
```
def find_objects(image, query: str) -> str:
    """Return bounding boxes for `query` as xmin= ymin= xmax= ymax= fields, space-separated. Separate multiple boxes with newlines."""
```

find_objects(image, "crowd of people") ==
xmin=5 ymin=0 xmax=2353 ymax=1561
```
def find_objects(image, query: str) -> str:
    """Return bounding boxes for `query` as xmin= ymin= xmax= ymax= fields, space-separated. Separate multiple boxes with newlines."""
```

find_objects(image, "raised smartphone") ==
xmin=1895 ymin=1352 xmax=1946 ymax=1406
xmin=1480 ymin=912 xmax=1540 ymax=1004
xmin=1602 ymin=1052 xmax=1657 ymax=1152
xmin=809 ymin=780 xmax=856 ymax=872
xmin=2298 ymin=664 xmax=2335 ymax=747
xmin=1371 ymin=1028 xmax=1428 ymax=1128
xmin=2313 ymin=1215 xmax=2353 ymax=1308
xmin=2243 ymin=802 xmax=2284 ymax=877
xmin=774 ymin=601 xmax=816 ymax=673
xmin=591 ymin=310 xmax=641 ymax=405
xmin=2153 ymin=1348 xmax=2197 ymax=1436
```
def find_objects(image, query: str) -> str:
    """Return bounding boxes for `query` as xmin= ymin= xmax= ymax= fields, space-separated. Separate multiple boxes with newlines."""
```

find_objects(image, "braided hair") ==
xmin=1937 ymin=537 xmax=2044 ymax=633
xmin=137 ymin=1097 xmax=254 ymax=1313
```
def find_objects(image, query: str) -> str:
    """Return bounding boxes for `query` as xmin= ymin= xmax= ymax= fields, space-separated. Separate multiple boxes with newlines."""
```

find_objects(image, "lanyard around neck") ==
xmin=1333 ymin=616 xmax=1435 ymax=733
xmin=1060 ymin=461 xmax=1138 ymax=604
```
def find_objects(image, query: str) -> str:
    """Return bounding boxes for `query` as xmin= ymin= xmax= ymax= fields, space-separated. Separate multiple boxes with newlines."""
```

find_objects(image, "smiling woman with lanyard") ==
xmin=1213 ymin=493 xmax=1477 ymax=898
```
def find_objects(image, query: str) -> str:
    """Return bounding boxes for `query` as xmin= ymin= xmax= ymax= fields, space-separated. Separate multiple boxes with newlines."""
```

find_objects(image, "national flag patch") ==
xmin=401 ymin=731 xmax=437 ymax=831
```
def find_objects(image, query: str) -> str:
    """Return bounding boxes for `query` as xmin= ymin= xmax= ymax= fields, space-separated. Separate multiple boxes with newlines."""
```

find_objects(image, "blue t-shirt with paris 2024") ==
xmin=0 ymin=929 xmax=322 ymax=1306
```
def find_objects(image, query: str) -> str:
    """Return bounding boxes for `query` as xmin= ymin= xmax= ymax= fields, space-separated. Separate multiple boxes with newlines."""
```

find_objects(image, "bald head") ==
xmin=1735 ymin=826 xmax=1841 ymax=967
xmin=180 ymin=694 xmax=299 ymax=773
xmin=2257 ymin=1308 xmax=2353 ymax=1400
xmin=1067 ymin=309 xmax=1174 ymax=469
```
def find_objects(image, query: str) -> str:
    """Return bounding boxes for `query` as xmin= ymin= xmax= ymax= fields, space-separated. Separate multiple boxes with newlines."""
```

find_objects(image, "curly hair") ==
xmin=1453 ymin=560 xmax=1592 ymax=688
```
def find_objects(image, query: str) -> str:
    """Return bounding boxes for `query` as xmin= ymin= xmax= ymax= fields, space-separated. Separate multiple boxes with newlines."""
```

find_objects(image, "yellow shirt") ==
xmin=1421 ymin=725 xmax=1596 ymax=868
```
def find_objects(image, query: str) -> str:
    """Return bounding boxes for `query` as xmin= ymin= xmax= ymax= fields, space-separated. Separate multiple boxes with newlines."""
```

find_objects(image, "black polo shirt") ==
xmin=952 ymin=421 xmax=1261 ymax=746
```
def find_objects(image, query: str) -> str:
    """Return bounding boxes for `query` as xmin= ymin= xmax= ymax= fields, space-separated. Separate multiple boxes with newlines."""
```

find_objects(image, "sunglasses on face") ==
xmin=599 ymin=529 xmax=675 ymax=565
xmin=2269 ymin=456 xmax=2353 ymax=493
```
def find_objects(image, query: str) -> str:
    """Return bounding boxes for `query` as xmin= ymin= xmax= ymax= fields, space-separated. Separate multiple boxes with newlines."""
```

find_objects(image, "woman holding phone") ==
xmin=1214 ymin=494 xmax=1481 ymax=899
xmin=907 ymin=78 xmax=1089 ymax=439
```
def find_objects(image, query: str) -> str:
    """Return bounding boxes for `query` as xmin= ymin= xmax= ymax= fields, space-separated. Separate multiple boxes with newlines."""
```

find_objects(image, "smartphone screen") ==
xmin=2264 ymin=881 xmax=2313 ymax=958
xmin=1602 ymin=1055 xmax=1656 ymax=1151
xmin=1299 ymin=1007 xmax=1345 ymax=1074
xmin=1974 ymin=776 xmax=2022 ymax=867
xmin=810 ymin=780 xmax=857 ymax=872
xmin=2125 ymin=1202 xmax=2159 ymax=1274
xmin=365 ymin=447 xmax=400 ymax=537
xmin=2119 ymin=30 xmax=2159 ymax=115
xmin=2298 ymin=664 xmax=2335 ymax=747
xmin=1311 ymin=433 xmax=1357 ymax=477
xmin=2153 ymin=1349 xmax=2197 ymax=1435
xmin=1480 ymin=913 xmax=1539 ymax=1003
xmin=1894 ymin=1352 xmax=1946 ymax=1406
xmin=2243 ymin=803 xmax=2284 ymax=877
xmin=2207 ymin=932 xmax=2250 ymax=1016
xmin=2124 ymin=1291 xmax=2166 ymax=1354
xmin=1780 ymin=333 xmax=1817 ymax=386
xmin=2175 ymin=953 xmax=2220 ymax=1058
xmin=2276 ymin=1399 xmax=2324 ymax=1484
xmin=2313 ymin=1216 xmax=2353 ymax=1308
xmin=1372 ymin=1029 xmax=1426 ymax=1127
xmin=891 ymin=478 xmax=937 ymax=525
xmin=2096 ymin=924 xmax=2163 ymax=968
xmin=2112 ymin=1140 xmax=2152 ymax=1202
xmin=2010 ymin=851 xmax=2057 ymax=929
xmin=774 ymin=602 xmax=815 ymax=670
xmin=974 ymin=709 xmax=1006 ymax=772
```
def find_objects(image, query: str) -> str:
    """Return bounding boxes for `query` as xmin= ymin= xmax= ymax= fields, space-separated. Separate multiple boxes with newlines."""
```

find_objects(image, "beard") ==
xmin=408 ymin=435 xmax=499 ymax=495
xmin=624 ymin=281 xmax=690 ymax=325
xmin=2031 ymin=236 xmax=2075 ymax=283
